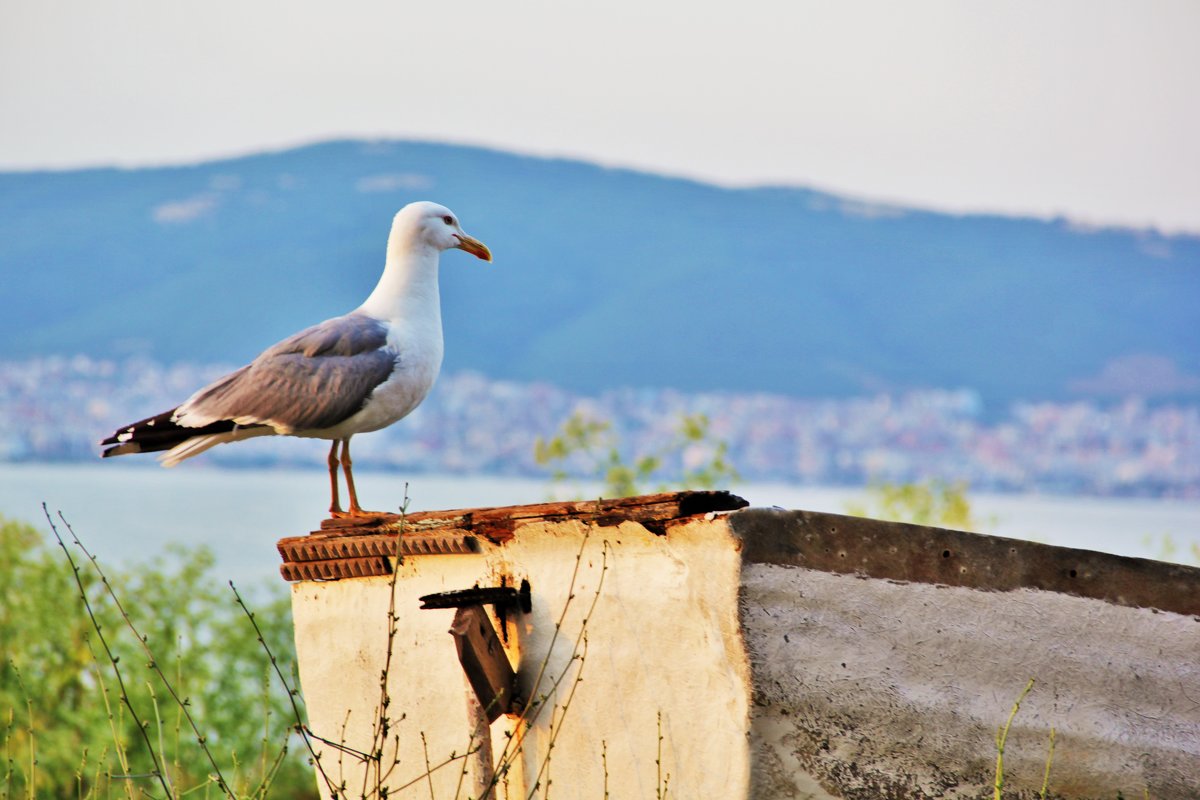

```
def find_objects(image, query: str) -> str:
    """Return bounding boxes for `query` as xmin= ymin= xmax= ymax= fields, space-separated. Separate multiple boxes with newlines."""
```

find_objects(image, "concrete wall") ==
xmin=285 ymin=499 xmax=1200 ymax=799
xmin=730 ymin=508 xmax=1200 ymax=800
xmin=742 ymin=564 xmax=1200 ymax=799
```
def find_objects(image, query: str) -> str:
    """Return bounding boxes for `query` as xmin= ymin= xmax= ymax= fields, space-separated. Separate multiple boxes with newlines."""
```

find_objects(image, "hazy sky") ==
xmin=3 ymin=0 xmax=1198 ymax=232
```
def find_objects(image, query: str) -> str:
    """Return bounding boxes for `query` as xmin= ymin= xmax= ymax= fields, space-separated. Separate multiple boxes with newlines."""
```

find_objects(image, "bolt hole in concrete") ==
xmin=1069 ymin=568 xmax=1078 ymax=578
xmin=942 ymin=549 xmax=952 ymax=558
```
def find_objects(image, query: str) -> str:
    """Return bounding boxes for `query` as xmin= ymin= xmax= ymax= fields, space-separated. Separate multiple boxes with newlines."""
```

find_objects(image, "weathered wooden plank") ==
xmin=281 ymin=491 xmax=748 ymax=582
xmin=311 ymin=490 xmax=746 ymax=538
xmin=449 ymin=605 xmax=520 ymax=722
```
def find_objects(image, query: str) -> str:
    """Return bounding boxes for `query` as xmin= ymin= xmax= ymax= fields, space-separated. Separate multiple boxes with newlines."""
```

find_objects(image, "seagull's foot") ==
xmin=329 ymin=508 xmax=390 ymax=519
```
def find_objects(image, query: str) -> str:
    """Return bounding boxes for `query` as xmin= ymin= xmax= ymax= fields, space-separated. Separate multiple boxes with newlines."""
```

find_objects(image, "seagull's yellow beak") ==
xmin=454 ymin=233 xmax=493 ymax=262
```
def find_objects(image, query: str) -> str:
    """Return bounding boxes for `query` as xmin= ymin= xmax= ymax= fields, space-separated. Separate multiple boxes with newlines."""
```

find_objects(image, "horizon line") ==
xmin=2 ymin=133 xmax=1196 ymax=238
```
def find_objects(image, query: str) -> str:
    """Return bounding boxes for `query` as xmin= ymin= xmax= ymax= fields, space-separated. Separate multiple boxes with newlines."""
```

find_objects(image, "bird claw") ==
xmin=329 ymin=508 xmax=389 ymax=519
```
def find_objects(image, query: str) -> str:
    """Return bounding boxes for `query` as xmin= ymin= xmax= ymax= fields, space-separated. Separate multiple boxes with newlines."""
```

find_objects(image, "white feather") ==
xmin=158 ymin=427 xmax=274 ymax=467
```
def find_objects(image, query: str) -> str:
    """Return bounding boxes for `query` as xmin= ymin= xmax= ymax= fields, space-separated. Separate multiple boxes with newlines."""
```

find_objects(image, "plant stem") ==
xmin=994 ymin=677 xmax=1035 ymax=800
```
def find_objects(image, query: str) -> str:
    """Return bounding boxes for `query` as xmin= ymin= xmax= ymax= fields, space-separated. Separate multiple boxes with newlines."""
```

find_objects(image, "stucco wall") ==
xmin=290 ymin=515 xmax=752 ymax=799
xmin=291 ymin=555 xmax=491 ymax=797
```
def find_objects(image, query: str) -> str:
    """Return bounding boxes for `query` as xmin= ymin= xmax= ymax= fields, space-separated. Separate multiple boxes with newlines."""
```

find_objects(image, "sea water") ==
xmin=2 ymin=462 xmax=1197 ymax=586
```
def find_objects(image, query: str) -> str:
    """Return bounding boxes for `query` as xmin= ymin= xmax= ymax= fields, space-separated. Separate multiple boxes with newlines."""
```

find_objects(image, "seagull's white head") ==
xmin=391 ymin=201 xmax=492 ymax=262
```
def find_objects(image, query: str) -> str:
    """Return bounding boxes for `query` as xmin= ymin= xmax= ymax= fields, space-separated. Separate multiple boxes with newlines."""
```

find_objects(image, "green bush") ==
xmin=0 ymin=514 xmax=316 ymax=799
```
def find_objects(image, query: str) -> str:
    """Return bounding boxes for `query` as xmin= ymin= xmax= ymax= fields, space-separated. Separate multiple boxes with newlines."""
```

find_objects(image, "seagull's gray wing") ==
xmin=174 ymin=312 xmax=396 ymax=433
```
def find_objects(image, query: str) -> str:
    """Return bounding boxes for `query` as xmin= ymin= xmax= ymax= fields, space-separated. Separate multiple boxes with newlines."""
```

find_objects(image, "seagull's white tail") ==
xmin=158 ymin=427 xmax=275 ymax=467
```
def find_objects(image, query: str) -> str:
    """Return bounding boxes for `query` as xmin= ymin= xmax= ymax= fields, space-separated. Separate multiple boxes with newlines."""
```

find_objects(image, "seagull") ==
xmin=100 ymin=201 xmax=492 ymax=517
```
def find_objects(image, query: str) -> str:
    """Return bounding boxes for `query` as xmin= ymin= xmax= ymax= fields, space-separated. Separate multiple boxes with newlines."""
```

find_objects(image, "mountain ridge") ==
xmin=1 ymin=138 xmax=1196 ymax=407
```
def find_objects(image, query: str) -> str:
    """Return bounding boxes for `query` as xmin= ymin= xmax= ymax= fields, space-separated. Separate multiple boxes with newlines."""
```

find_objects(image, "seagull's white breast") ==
xmin=316 ymin=315 xmax=444 ymax=439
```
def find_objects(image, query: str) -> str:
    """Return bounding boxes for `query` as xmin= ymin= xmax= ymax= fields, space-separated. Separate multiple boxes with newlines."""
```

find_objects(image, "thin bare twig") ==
xmin=656 ymin=710 xmax=669 ymax=800
xmin=419 ymin=733 xmax=436 ymax=800
xmin=494 ymin=530 xmax=609 ymax=798
xmin=144 ymin=682 xmax=175 ymax=797
xmin=601 ymin=740 xmax=609 ymax=800
xmin=389 ymin=749 xmax=477 ymax=794
xmin=42 ymin=505 xmax=173 ymax=798
xmin=491 ymin=529 xmax=599 ymax=778
xmin=83 ymin=638 xmax=136 ymax=800
xmin=228 ymin=582 xmax=341 ymax=797
xmin=54 ymin=509 xmax=231 ymax=795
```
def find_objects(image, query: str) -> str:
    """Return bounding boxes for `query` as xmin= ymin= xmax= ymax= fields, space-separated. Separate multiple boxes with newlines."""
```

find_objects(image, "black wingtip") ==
xmin=99 ymin=408 xmax=262 ymax=459
xmin=100 ymin=442 xmax=141 ymax=458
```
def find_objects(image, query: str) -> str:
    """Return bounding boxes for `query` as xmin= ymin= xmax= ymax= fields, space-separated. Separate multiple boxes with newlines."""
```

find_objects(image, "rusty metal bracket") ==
xmin=420 ymin=580 xmax=531 ymax=646
xmin=421 ymin=581 xmax=531 ymax=722
xmin=419 ymin=581 xmax=532 ymax=613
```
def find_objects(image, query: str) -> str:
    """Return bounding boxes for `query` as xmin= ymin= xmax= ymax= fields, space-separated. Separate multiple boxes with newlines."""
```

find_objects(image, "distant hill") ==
xmin=1 ymin=139 xmax=1197 ymax=407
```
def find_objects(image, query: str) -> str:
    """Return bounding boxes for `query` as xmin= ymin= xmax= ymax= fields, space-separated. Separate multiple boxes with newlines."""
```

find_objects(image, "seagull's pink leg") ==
xmin=327 ymin=440 xmax=344 ymax=516
xmin=341 ymin=438 xmax=368 ymax=516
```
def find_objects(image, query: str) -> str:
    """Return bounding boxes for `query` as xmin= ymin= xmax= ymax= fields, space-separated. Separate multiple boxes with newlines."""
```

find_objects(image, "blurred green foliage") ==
xmin=845 ymin=479 xmax=985 ymax=531
xmin=848 ymin=482 xmax=1200 ymax=567
xmin=534 ymin=412 xmax=738 ymax=498
xmin=0 ymin=514 xmax=316 ymax=799
xmin=1140 ymin=532 xmax=1200 ymax=566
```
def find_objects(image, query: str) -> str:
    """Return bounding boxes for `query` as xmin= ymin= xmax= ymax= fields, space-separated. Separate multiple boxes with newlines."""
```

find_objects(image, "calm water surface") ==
xmin=2 ymin=463 xmax=1197 ymax=585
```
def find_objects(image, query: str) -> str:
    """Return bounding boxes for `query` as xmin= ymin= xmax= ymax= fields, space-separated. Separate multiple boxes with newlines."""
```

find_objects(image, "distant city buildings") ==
xmin=1 ymin=356 xmax=1197 ymax=498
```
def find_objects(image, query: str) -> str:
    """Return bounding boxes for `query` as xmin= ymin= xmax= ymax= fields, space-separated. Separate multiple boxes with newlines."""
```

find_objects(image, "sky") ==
xmin=2 ymin=0 xmax=1199 ymax=233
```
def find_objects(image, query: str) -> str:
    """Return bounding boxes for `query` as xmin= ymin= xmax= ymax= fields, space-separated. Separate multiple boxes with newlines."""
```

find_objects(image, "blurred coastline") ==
xmin=3 ymin=356 xmax=1197 ymax=499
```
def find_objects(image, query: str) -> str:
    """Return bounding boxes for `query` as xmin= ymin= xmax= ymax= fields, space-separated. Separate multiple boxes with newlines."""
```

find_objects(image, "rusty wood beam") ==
xmin=279 ymin=491 xmax=747 ymax=582
xmin=313 ymin=490 xmax=748 ymax=540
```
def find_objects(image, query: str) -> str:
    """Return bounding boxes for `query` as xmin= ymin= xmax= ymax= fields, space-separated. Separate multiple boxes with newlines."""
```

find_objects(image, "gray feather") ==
xmin=177 ymin=313 xmax=396 ymax=432
xmin=262 ymin=312 xmax=391 ymax=359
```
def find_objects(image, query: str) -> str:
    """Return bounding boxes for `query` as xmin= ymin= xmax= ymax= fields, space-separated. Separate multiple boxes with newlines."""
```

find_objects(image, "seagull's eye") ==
xmin=442 ymin=215 xmax=454 ymax=226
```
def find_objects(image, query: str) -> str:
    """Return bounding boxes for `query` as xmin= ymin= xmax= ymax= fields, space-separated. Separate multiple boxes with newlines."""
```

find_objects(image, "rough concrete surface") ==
xmin=740 ymin=563 xmax=1200 ymax=799
xmin=286 ymin=499 xmax=1200 ymax=799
